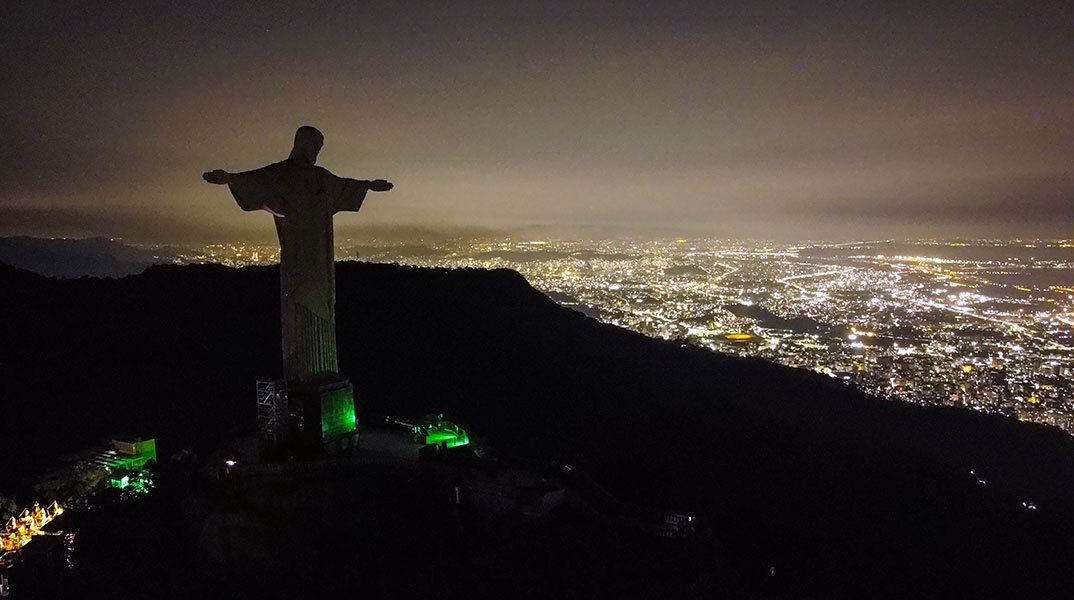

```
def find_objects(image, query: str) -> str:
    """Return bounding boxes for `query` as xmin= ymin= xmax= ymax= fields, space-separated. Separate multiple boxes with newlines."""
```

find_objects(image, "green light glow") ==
xmin=106 ymin=471 xmax=154 ymax=494
xmin=320 ymin=385 xmax=357 ymax=441
xmin=416 ymin=418 xmax=470 ymax=448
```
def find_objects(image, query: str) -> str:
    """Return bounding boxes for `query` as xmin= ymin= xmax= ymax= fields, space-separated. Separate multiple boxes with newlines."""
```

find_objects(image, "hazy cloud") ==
xmin=3 ymin=1 xmax=1073 ymax=241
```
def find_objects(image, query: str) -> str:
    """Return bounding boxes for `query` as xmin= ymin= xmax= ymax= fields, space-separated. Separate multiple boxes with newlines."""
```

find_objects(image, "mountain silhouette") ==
xmin=3 ymin=260 xmax=1074 ymax=598
xmin=0 ymin=236 xmax=175 ymax=278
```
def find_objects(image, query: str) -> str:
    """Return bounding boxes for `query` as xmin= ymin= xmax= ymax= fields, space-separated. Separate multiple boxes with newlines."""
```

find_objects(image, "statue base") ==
xmin=290 ymin=375 xmax=359 ymax=454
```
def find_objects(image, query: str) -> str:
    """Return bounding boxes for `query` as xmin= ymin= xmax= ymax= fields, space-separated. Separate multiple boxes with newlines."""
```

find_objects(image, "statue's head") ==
xmin=289 ymin=126 xmax=324 ymax=166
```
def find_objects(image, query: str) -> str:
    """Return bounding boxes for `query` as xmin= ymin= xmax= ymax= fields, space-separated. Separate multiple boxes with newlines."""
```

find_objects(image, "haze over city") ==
xmin=3 ymin=1 xmax=1073 ymax=243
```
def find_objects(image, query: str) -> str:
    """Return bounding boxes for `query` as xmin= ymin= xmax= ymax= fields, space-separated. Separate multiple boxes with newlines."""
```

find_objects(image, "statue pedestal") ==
xmin=290 ymin=375 xmax=358 ymax=454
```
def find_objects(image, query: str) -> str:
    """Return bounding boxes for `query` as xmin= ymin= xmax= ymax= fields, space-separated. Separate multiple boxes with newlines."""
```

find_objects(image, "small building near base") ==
xmin=91 ymin=438 xmax=157 ymax=471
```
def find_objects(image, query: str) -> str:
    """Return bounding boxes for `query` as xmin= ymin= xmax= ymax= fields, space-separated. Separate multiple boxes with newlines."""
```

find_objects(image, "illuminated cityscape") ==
xmin=176 ymin=238 xmax=1074 ymax=433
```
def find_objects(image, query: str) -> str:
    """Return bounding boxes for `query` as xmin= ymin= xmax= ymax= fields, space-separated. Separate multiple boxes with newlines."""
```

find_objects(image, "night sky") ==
xmin=2 ymin=1 xmax=1072 ymax=242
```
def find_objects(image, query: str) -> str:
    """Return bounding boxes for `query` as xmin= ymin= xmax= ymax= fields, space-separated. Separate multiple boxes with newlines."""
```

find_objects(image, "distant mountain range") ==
xmin=3 ymin=260 xmax=1074 ymax=597
xmin=0 ymin=236 xmax=175 ymax=278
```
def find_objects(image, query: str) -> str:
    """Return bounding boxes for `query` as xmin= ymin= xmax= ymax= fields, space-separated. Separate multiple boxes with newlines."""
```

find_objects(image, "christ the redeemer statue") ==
xmin=203 ymin=126 xmax=392 ymax=384
xmin=203 ymin=126 xmax=391 ymax=452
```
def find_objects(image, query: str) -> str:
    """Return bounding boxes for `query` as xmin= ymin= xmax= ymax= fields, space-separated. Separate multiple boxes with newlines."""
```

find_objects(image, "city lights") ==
xmin=175 ymin=238 xmax=1074 ymax=434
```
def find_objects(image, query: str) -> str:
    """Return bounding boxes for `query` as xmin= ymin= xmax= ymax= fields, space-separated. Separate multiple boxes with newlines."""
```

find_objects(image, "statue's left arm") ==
xmin=332 ymin=175 xmax=393 ymax=213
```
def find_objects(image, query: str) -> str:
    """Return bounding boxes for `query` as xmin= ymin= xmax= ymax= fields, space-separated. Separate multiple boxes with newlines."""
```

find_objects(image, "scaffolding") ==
xmin=256 ymin=380 xmax=289 ymax=442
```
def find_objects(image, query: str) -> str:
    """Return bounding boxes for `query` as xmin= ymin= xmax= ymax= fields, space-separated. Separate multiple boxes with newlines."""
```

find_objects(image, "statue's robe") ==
xmin=228 ymin=160 xmax=371 ymax=382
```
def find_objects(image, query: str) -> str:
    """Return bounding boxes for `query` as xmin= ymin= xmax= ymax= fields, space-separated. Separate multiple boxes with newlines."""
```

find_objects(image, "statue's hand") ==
xmin=369 ymin=179 xmax=393 ymax=192
xmin=202 ymin=170 xmax=233 ymax=185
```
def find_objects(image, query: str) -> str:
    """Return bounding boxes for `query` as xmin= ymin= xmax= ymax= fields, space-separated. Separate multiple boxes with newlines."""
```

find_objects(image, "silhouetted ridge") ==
xmin=0 ymin=236 xmax=165 ymax=278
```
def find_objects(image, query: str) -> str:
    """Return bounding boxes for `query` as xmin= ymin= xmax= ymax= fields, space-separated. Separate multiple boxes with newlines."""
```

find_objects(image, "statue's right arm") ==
xmin=203 ymin=169 xmax=260 ymax=211
xmin=202 ymin=170 xmax=233 ymax=185
xmin=221 ymin=165 xmax=282 ymax=213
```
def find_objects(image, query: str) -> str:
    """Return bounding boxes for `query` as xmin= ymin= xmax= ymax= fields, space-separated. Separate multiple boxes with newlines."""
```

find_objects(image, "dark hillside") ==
xmin=3 ymin=260 xmax=1074 ymax=597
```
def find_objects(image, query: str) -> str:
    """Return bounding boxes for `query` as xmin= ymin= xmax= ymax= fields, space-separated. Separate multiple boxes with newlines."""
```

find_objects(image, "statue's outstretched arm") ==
xmin=202 ymin=169 xmax=232 ymax=185
xmin=203 ymin=164 xmax=276 ymax=187
xmin=209 ymin=164 xmax=279 ymax=213
xmin=365 ymin=178 xmax=393 ymax=192
xmin=334 ymin=177 xmax=393 ymax=213
xmin=341 ymin=178 xmax=393 ymax=191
